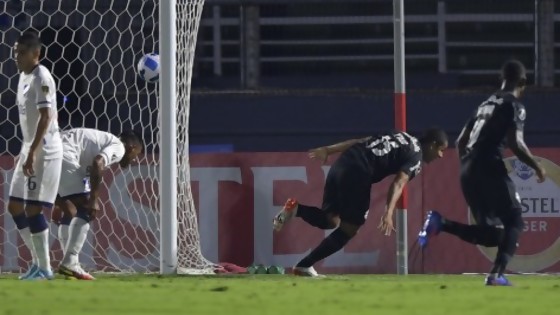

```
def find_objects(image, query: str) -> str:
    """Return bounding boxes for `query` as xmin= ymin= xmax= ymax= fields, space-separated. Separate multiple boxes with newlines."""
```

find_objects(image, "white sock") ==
xmin=18 ymin=227 xmax=38 ymax=266
xmin=58 ymin=224 xmax=70 ymax=256
xmin=62 ymin=217 xmax=90 ymax=267
xmin=31 ymin=229 xmax=51 ymax=271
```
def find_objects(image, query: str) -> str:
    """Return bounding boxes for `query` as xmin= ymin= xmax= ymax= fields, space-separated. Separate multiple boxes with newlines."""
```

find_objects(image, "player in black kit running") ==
xmin=273 ymin=128 xmax=448 ymax=277
xmin=419 ymin=60 xmax=546 ymax=286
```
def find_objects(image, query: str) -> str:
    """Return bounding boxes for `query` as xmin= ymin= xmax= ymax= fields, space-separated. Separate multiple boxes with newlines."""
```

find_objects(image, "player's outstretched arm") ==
xmin=23 ymin=107 xmax=53 ymax=176
xmin=378 ymin=171 xmax=410 ymax=236
xmin=506 ymin=128 xmax=545 ymax=182
xmin=308 ymin=136 xmax=372 ymax=162
xmin=87 ymin=155 xmax=107 ymax=216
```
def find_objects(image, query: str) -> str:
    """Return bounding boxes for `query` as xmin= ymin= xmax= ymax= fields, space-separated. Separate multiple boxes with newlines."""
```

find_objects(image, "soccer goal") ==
xmin=0 ymin=0 xmax=212 ymax=274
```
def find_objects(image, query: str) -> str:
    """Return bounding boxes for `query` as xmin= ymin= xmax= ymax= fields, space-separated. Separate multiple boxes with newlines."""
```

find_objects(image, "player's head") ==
xmin=500 ymin=59 xmax=527 ymax=95
xmin=419 ymin=127 xmax=448 ymax=163
xmin=15 ymin=29 xmax=41 ymax=73
xmin=119 ymin=130 xmax=144 ymax=168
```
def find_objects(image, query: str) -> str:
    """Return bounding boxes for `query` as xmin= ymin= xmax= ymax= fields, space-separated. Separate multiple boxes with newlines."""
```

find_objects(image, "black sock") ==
xmin=296 ymin=204 xmax=333 ymax=229
xmin=491 ymin=212 xmax=523 ymax=275
xmin=441 ymin=219 xmax=504 ymax=247
xmin=296 ymin=228 xmax=352 ymax=268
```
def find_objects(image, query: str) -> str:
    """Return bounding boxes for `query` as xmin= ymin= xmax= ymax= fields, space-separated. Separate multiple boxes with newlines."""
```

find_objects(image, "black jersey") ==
xmin=464 ymin=92 xmax=526 ymax=162
xmin=340 ymin=131 xmax=422 ymax=183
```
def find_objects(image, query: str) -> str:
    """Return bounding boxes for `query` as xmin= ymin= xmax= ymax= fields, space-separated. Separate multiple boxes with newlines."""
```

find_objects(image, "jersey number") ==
xmin=468 ymin=103 xmax=496 ymax=147
xmin=366 ymin=134 xmax=407 ymax=157
xmin=27 ymin=176 xmax=37 ymax=191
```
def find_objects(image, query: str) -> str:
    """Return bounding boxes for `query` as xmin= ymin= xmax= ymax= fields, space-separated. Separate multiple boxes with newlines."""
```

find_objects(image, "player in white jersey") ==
xmin=55 ymin=128 xmax=143 ymax=280
xmin=8 ymin=30 xmax=63 ymax=280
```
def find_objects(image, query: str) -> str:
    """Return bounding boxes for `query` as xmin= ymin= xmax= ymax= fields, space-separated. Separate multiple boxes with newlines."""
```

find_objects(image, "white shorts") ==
xmin=9 ymin=151 xmax=62 ymax=207
xmin=57 ymin=153 xmax=90 ymax=198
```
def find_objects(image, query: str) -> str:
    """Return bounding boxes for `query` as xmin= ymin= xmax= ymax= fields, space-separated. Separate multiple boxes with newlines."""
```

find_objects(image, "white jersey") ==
xmin=58 ymin=128 xmax=125 ymax=197
xmin=62 ymin=128 xmax=125 ymax=170
xmin=16 ymin=64 xmax=62 ymax=158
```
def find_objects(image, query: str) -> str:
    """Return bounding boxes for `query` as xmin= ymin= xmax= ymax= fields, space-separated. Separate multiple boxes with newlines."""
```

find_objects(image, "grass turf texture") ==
xmin=0 ymin=274 xmax=558 ymax=315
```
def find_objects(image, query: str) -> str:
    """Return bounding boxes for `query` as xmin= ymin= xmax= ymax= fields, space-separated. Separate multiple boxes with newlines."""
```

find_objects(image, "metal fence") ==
xmin=196 ymin=0 xmax=557 ymax=88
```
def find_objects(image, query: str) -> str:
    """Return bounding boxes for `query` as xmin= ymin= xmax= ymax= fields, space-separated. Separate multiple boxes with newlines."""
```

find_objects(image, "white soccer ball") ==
xmin=137 ymin=53 xmax=160 ymax=82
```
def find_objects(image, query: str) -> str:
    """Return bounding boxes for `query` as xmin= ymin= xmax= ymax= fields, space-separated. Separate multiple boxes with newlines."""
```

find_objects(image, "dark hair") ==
xmin=419 ymin=127 xmax=448 ymax=146
xmin=17 ymin=29 xmax=42 ymax=50
xmin=120 ymin=130 xmax=144 ymax=152
xmin=500 ymin=59 xmax=526 ymax=84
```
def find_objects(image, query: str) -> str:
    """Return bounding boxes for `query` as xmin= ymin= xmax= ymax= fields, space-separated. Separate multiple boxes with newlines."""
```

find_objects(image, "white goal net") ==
xmin=0 ymin=0 xmax=213 ymax=274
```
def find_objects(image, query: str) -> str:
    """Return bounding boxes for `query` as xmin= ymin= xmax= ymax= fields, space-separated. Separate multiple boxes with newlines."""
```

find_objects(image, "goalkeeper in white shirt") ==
xmin=55 ymin=128 xmax=143 ymax=280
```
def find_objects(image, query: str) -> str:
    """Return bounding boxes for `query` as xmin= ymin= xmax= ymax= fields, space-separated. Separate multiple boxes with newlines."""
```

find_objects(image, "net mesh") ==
xmin=176 ymin=0 xmax=214 ymax=275
xmin=0 ymin=0 xmax=212 ymax=274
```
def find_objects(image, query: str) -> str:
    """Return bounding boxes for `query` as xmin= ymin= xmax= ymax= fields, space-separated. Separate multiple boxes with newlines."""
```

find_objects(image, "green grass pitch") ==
xmin=0 ymin=274 xmax=558 ymax=315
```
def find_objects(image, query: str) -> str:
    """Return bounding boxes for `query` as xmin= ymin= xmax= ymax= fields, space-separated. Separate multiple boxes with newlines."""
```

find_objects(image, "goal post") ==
xmin=0 ymin=0 xmax=212 ymax=275
xmin=393 ymin=0 xmax=408 ymax=275
xmin=160 ymin=0 xmax=212 ymax=275
xmin=159 ymin=0 xmax=179 ymax=275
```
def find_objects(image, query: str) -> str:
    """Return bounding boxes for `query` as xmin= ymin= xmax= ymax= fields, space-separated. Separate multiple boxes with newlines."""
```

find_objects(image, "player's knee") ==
xmin=325 ymin=221 xmax=337 ymax=229
xmin=61 ymin=206 xmax=75 ymax=218
xmin=325 ymin=214 xmax=339 ymax=229
xmin=329 ymin=227 xmax=354 ymax=248
xmin=76 ymin=207 xmax=92 ymax=223
xmin=7 ymin=199 xmax=25 ymax=216
xmin=55 ymin=206 xmax=74 ymax=225
xmin=339 ymin=221 xmax=359 ymax=238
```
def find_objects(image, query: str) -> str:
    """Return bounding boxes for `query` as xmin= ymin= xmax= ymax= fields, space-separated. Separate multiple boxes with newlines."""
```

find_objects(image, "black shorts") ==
xmin=460 ymin=158 xmax=521 ymax=226
xmin=322 ymin=157 xmax=372 ymax=226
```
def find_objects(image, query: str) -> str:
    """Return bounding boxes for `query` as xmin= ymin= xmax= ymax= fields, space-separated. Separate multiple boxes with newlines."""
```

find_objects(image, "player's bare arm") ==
xmin=308 ymin=136 xmax=372 ymax=163
xmin=506 ymin=127 xmax=545 ymax=182
xmin=87 ymin=155 xmax=106 ymax=218
xmin=456 ymin=119 xmax=474 ymax=158
xmin=22 ymin=107 xmax=53 ymax=177
xmin=378 ymin=171 xmax=410 ymax=236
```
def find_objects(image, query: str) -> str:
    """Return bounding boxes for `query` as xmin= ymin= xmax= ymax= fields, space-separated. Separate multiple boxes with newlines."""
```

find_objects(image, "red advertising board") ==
xmin=1 ymin=148 xmax=560 ymax=274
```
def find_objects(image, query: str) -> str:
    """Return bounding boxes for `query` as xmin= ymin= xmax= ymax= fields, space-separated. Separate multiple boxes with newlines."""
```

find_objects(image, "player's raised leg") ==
xmin=274 ymin=199 xmax=339 ymax=232
xmin=273 ymin=159 xmax=346 ymax=232
xmin=419 ymin=210 xmax=505 ymax=248
xmin=273 ymin=198 xmax=298 ymax=231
